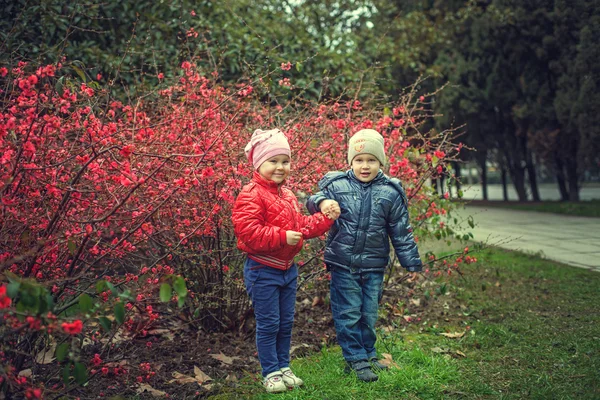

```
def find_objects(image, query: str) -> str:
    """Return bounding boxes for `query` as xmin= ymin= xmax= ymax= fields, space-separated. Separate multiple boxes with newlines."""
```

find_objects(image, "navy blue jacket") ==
xmin=307 ymin=170 xmax=422 ymax=272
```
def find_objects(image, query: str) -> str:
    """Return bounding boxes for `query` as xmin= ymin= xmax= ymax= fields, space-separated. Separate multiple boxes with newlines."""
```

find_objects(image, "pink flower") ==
xmin=281 ymin=62 xmax=292 ymax=71
xmin=157 ymin=72 xmax=164 ymax=80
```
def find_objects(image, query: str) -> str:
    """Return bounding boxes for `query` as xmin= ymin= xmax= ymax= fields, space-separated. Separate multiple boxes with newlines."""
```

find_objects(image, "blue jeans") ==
xmin=244 ymin=258 xmax=297 ymax=377
xmin=329 ymin=266 xmax=384 ymax=362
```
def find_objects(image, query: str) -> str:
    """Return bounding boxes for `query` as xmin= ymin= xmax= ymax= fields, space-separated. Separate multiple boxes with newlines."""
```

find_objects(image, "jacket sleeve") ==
xmin=297 ymin=205 xmax=334 ymax=239
xmin=387 ymin=188 xmax=423 ymax=272
xmin=306 ymin=188 xmax=330 ymax=215
xmin=232 ymin=189 xmax=286 ymax=253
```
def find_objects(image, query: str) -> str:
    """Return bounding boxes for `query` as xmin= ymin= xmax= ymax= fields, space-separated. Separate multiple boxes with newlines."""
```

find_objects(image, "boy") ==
xmin=307 ymin=129 xmax=422 ymax=382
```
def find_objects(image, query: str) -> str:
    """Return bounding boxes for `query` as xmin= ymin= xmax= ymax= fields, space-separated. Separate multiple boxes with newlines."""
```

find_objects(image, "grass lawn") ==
xmin=213 ymin=248 xmax=600 ymax=399
xmin=462 ymin=199 xmax=600 ymax=218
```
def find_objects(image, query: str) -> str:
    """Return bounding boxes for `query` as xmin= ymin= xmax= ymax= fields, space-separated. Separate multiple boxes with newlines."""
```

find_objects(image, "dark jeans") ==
xmin=329 ymin=266 xmax=384 ymax=362
xmin=244 ymin=257 xmax=297 ymax=377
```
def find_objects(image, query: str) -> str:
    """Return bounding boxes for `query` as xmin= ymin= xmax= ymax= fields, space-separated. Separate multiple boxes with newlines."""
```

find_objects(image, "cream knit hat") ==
xmin=347 ymin=129 xmax=386 ymax=165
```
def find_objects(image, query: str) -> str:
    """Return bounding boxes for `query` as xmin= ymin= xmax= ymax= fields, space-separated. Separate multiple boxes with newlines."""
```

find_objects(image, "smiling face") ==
xmin=257 ymin=154 xmax=291 ymax=184
xmin=351 ymin=153 xmax=381 ymax=183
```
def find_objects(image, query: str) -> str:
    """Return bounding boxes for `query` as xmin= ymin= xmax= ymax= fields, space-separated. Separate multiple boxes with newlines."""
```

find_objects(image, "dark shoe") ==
xmin=369 ymin=357 xmax=388 ymax=371
xmin=344 ymin=360 xmax=379 ymax=382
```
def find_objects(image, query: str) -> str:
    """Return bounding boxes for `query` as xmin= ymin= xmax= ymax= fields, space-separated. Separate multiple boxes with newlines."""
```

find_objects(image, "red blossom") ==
xmin=0 ymin=286 xmax=11 ymax=309
xmin=61 ymin=320 xmax=83 ymax=335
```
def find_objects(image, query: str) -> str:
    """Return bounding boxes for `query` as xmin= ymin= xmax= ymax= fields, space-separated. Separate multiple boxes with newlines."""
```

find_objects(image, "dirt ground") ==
xmin=39 ymin=272 xmax=466 ymax=399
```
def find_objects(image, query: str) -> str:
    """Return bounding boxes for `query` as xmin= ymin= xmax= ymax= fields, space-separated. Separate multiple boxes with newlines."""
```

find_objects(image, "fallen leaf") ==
xmin=147 ymin=329 xmax=175 ymax=341
xmin=210 ymin=352 xmax=239 ymax=365
xmin=409 ymin=298 xmax=421 ymax=307
xmin=440 ymin=331 xmax=465 ymax=339
xmin=431 ymin=347 xmax=450 ymax=354
xmin=311 ymin=296 xmax=324 ymax=307
xmin=168 ymin=367 xmax=212 ymax=385
xmin=194 ymin=366 xmax=212 ymax=383
xmin=169 ymin=372 xmax=198 ymax=385
xmin=455 ymin=350 xmax=466 ymax=357
xmin=136 ymin=383 xmax=167 ymax=397
xmin=18 ymin=369 xmax=33 ymax=378
xmin=225 ymin=374 xmax=238 ymax=382
xmin=104 ymin=360 xmax=129 ymax=368
xmin=290 ymin=343 xmax=311 ymax=354
xmin=379 ymin=353 xmax=401 ymax=369
xmin=35 ymin=343 xmax=56 ymax=364
xmin=495 ymin=281 xmax=501 ymax=287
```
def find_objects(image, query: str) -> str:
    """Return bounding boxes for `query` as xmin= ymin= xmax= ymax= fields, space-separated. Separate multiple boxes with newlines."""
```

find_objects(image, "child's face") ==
xmin=258 ymin=154 xmax=291 ymax=184
xmin=351 ymin=154 xmax=381 ymax=183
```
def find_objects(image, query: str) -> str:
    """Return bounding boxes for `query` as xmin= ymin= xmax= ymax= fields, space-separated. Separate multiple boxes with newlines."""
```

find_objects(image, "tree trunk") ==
xmin=503 ymin=149 xmax=528 ymax=201
xmin=555 ymin=155 xmax=569 ymax=201
xmin=477 ymin=156 xmax=488 ymax=200
xmin=526 ymin=150 xmax=540 ymax=201
xmin=566 ymin=158 xmax=580 ymax=201
xmin=453 ymin=161 xmax=462 ymax=196
xmin=511 ymin=167 xmax=528 ymax=201
xmin=501 ymin=167 xmax=509 ymax=201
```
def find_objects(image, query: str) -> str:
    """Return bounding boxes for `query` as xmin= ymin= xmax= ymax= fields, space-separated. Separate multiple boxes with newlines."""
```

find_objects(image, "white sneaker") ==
xmin=280 ymin=367 xmax=304 ymax=388
xmin=263 ymin=371 xmax=287 ymax=393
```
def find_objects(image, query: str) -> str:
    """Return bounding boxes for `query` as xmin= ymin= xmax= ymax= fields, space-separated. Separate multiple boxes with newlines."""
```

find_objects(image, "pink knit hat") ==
xmin=244 ymin=128 xmax=291 ymax=169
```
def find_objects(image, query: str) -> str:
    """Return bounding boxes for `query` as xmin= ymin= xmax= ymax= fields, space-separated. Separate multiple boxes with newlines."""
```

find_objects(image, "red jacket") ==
xmin=232 ymin=171 xmax=334 ymax=270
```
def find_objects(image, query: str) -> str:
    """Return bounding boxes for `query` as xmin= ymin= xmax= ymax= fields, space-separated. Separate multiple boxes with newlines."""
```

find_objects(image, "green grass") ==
xmin=210 ymin=248 xmax=600 ymax=399
xmin=464 ymin=199 xmax=600 ymax=217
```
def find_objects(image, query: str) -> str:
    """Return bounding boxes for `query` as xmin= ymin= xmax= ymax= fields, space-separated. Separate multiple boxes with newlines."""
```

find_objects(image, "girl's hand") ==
xmin=286 ymin=230 xmax=303 ymax=245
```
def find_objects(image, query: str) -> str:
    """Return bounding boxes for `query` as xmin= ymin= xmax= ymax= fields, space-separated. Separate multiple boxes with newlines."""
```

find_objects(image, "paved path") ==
xmin=457 ymin=206 xmax=600 ymax=272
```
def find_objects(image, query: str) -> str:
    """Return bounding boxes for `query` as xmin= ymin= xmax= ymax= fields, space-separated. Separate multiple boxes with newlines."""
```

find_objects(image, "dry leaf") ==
xmin=194 ymin=366 xmax=212 ymax=383
xmin=311 ymin=296 xmax=324 ymax=307
xmin=168 ymin=367 xmax=212 ymax=385
xmin=104 ymin=360 xmax=129 ymax=368
xmin=169 ymin=371 xmax=198 ymax=385
xmin=409 ymin=298 xmax=421 ymax=307
xmin=379 ymin=353 xmax=401 ymax=369
xmin=431 ymin=347 xmax=450 ymax=354
xmin=18 ymin=369 xmax=33 ymax=378
xmin=225 ymin=374 xmax=238 ymax=382
xmin=136 ymin=383 xmax=167 ymax=397
xmin=495 ymin=281 xmax=501 ymax=287
xmin=35 ymin=343 xmax=56 ymax=364
xmin=290 ymin=343 xmax=311 ymax=354
xmin=382 ymin=325 xmax=395 ymax=333
xmin=440 ymin=331 xmax=465 ymax=339
xmin=147 ymin=329 xmax=175 ymax=341
xmin=210 ymin=352 xmax=239 ymax=365
xmin=455 ymin=350 xmax=466 ymax=357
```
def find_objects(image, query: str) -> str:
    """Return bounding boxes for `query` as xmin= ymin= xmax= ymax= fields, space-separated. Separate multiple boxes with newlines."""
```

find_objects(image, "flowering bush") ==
xmin=0 ymin=60 xmax=466 ymax=397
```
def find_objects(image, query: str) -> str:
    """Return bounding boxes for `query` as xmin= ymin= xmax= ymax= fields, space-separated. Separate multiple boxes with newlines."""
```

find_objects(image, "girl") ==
xmin=232 ymin=128 xmax=340 ymax=393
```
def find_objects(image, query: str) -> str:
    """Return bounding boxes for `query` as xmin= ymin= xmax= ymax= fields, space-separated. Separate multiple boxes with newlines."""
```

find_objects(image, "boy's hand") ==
xmin=286 ymin=230 xmax=303 ymax=245
xmin=407 ymin=271 xmax=422 ymax=282
xmin=320 ymin=200 xmax=341 ymax=220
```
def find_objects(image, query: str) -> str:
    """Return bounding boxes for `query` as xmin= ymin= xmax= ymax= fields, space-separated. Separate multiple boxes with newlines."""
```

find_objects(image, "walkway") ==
xmin=456 ymin=206 xmax=600 ymax=272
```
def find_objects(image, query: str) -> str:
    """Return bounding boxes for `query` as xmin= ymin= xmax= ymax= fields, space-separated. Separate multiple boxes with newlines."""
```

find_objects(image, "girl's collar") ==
xmin=252 ymin=171 xmax=284 ymax=191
